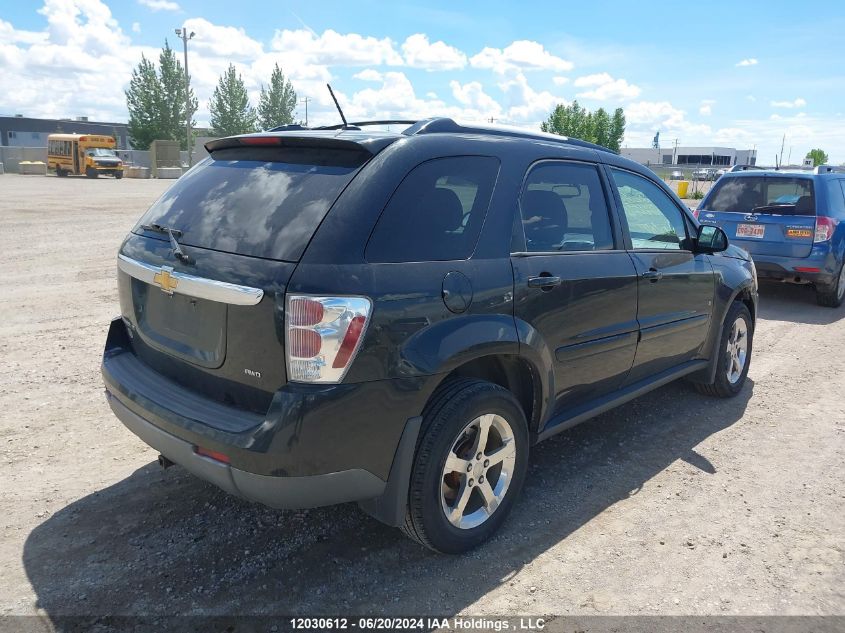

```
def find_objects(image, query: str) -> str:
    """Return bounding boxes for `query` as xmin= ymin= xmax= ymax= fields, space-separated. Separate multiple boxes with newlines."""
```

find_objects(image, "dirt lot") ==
xmin=0 ymin=174 xmax=843 ymax=621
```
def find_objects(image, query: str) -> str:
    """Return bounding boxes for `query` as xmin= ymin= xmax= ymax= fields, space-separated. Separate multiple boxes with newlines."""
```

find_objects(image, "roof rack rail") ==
xmin=402 ymin=117 xmax=616 ymax=153
xmin=814 ymin=164 xmax=845 ymax=174
xmin=314 ymin=120 xmax=419 ymax=131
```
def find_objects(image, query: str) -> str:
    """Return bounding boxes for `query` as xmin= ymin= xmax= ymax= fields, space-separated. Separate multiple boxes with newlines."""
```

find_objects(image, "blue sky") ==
xmin=1 ymin=0 xmax=844 ymax=163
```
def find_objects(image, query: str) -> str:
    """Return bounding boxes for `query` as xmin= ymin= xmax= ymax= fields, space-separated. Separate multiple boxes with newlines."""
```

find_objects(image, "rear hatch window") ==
xmin=700 ymin=176 xmax=817 ymax=258
xmin=134 ymin=146 xmax=369 ymax=262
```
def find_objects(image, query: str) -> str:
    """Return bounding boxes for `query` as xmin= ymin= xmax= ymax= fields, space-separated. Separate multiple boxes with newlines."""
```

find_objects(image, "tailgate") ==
xmin=698 ymin=210 xmax=816 ymax=258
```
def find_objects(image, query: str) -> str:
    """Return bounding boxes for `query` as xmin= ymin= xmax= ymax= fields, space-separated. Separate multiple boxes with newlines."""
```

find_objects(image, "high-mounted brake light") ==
xmin=239 ymin=136 xmax=281 ymax=146
xmin=814 ymin=216 xmax=837 ymax=243
xmin=285 ymin=295 xmax=372 ymax=383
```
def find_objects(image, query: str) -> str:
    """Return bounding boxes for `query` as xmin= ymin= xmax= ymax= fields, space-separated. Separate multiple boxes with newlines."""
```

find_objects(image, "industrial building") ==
xmin=0 ymin=115 xmax=131 ymax=149
xmin=620 ymin=145 xmax=757 ymax=168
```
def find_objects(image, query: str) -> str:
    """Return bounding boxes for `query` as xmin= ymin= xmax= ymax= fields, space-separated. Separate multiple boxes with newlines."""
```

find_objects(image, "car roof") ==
xmin=216 ymin=117 xmax=617 ymax=156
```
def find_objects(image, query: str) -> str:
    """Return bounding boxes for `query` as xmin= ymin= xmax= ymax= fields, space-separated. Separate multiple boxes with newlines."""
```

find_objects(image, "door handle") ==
xmin=528 ymin=275 xmax=562 ymax=289
xmin=641 ymin=269 xmax=663 ymax=282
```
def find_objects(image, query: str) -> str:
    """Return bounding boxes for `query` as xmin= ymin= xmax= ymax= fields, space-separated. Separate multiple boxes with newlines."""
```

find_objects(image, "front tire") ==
xmin=816 ymin=263 xmax=845 ymax=308
xmin=55 ymin=166 xmax=67 ymax=177
xmin=85 ymin=167 xmax=98 ymax=178
xmin=695 ymin=302 xmax=753 ymax=398
xmin=402 ymin=378 xmax=529 ymax=554
xmin=114 ymin=171 xmax=123 ymax=179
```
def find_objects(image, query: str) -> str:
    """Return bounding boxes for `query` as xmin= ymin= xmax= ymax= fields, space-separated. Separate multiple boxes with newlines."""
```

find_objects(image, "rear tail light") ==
xmin=285 ymin=295 xmax=372 ymax=383
xmin=814 ymin=216 xmax=837 ymax=243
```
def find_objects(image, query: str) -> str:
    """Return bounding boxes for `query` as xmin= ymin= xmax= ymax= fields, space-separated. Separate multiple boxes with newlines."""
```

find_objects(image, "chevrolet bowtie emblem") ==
xmin=153 ymin=266 xmax=178 ymax=295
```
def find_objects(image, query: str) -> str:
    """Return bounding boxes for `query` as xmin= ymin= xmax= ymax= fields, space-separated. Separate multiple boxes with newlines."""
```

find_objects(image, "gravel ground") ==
xmin=0 ymin=174 xmax=843 ymax=620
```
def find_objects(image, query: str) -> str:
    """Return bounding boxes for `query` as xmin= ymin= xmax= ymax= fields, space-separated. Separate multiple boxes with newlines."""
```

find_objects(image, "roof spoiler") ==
xmin=204 ymin=133 xmax=378 ymax=155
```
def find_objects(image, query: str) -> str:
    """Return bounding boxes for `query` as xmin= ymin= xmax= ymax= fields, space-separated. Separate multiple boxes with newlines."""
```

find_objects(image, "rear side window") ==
xmin=705 ymin=176 xmax=816 ymax=215
xmin=366 ymin=156 xmax=500 ymax=263
xmin=134 ymin=146 xmax=368 ymax=262
xmin=518 ymin=161 xmax=615 ymax=252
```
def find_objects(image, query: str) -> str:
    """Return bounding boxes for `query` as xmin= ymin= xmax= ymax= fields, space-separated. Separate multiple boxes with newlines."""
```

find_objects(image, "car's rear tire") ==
xmin=695 ymin=301 xmax=753 ymax=398
xmin=816 ymin=263 xmax=845 ymax=308
xmin=401 ymin=378 xmax=529 ymax=554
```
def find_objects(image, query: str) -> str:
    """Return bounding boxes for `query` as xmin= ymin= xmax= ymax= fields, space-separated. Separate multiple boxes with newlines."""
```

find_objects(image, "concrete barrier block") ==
xmin=19 ymin=161 xmax=47 ymax=175
xmin=125 ymin=166 xmax=150 ymax=179
xmin=156 ymin=167 xmax=182 ymax=179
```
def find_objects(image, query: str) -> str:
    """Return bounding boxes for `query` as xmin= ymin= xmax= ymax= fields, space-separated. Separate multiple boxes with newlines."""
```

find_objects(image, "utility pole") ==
xmin=175 ymin=26 xmax=195 ymax=166
xmin=488 ymin=117 xmax=497 ymax=124
xmin=779 ymin=133 xmax=786 ymax=168
xmin=672 ymin=138 xmax=679 ymax=165
xmin=300 ymin=97 xmax=311 ymax=127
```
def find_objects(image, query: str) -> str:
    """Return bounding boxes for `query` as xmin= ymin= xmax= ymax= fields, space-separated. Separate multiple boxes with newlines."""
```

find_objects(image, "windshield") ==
xmin=86 ymin=148 xmax=117 ymax=157
xmin=134 ymin=147 xmax=367 ymax=261
xmin=704 ymin=176 xmax=816 ymax=215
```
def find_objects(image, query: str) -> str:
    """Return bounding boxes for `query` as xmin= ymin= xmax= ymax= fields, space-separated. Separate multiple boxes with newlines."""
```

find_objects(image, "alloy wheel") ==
xmin=440 ymin=413 xmax=517 ymax=530
xmin=726 ymin=317 xmax=749 ymax=384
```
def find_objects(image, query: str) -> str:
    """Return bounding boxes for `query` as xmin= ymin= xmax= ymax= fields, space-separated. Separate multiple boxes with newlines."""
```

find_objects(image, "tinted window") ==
xmin=518 ymin=162 xmax=614 ymax=252
xmin=705 ymin=176 xmax=816 ymax=215
xmin=611 ymin=168 xmax=689 ymax=250
xmin=134 ymin=147 xmax=367 ymax=262
xmin=366 ymin=156 xmax=499 ymax=263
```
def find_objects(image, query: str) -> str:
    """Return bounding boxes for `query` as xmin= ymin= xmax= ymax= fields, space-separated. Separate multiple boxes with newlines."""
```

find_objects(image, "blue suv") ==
xmin=696 ymin=166 xmax=845 ymax=306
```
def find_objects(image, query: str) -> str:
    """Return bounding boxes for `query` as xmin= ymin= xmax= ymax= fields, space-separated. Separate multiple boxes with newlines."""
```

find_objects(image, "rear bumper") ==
xmin=101 ymin=317 xmax=430 ymax=513
xmin=749 ymin=248 xmax=839 ymax=286
xmin=106 ymin=392 xmax=385 ymax=508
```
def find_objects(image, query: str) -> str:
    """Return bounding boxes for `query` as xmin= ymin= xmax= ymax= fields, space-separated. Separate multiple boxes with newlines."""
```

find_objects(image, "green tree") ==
xmin=257 ymin=63 xmax=297 ymax=130
xmin=541 ymin=101 xmax=626 ymax=152
xmin=609 ymin=108 xmax=626 ymax=152
xmin=125 ymin=41 xmax=198 ymax=150
xmin=125 ymin=54 xmax=162 ymax=150
xmin=209 ymin=64 xmax=256 ymax=137
xmin=806 ymin=148 xmax=829 ymax=167
xmin=158 ymin=40 xmax=197 ymax=150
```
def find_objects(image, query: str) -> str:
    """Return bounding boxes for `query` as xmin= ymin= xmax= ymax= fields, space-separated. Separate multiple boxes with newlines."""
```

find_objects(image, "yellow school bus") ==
xmin=47 ymin=134 xmax=124 ymax=178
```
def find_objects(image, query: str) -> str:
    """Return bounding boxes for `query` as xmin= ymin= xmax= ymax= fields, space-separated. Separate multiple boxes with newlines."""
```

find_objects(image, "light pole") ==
xmin=174 ymin=27 xmax=195 ymax=166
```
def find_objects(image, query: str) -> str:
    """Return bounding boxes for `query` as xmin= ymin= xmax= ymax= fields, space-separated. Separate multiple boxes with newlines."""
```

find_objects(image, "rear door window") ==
xmin=365 ymin=156 xmax=500 ymax=263
xmin=134 ymin=146 xmax=368 ymax=262
xmin=518 ymin=161 xmax=615 ymax=252
xmin=706 ymin=176 xmax=816 ymax=215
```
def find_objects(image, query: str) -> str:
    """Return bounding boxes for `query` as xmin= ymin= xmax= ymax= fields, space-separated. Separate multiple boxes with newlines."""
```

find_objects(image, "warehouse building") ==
xmin=621 ymin=146 xmax=757 ymax=168
xmin=0 ymin=115 xmax=131 ymax=149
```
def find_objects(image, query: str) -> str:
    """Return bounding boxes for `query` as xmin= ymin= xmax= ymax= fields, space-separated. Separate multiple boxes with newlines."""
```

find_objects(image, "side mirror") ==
xmin=697 ymin=224 xmax=729 ymax=253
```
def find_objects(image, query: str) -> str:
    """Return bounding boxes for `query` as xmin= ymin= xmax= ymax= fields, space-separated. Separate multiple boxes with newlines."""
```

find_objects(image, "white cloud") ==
xmin=184 ymin=18 xmax=263 ymax=60
xmin=498 ymin=72 xmax=566 ymax=122
xmin=771 ymin=97 xmax=807 ymax=109
xmin=353 ymin=69 xmax=383 ymax=82
xmin=552 ymin=76 xmax=569 ymax=86
xmin=271 ymin=28 xmax=403 ymax=67
xmin=746 ymin=95 xmax=757 ymax=102
xmin=131 ymin=22 xmax=141 ymax=33
xmin=138 ymin=0 xmax=181 ymax=12
xmin=449 ymin=80 xmax=501 ymax=116
xmin=401 ymin=33 xmax=466 ymax=71
xmin=699 ymin=100 xmax=715 ymax=116
xmin=736 ymin=58 xmax=758 ymax=67
xmin=470 ymin=40 xmax=573 ymax=74
xmin=573 ymin=72 xmax=640 ymax=101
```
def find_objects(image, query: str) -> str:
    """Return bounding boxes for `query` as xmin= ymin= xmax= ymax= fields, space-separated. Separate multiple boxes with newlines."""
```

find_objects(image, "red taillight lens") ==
xmin=195 ymin=446 xmax=230 ymax=464
xmin=239 ymin=136 xmax=281 ymax=145
xmin=288 ymin=298 xmax=324 ymax=326
xmin=814 ymin=216 xmax=836 ymax=243
xmin=289 ymin=328 xmax=322 ymax=358
xmin=333 ymin=315 xmax=366 ymax=369
xmin=692 ymin=209 xmax=700 ymax=219
xmin=285 ymin=295 xmax=372 ymax=383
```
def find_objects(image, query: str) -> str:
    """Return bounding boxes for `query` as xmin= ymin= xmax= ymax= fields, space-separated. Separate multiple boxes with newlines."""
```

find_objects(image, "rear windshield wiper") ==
xmin=751 ymin=204 xmax=795 ymax=214
xmin=139 ymin=223 xmax=193 ymax=264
